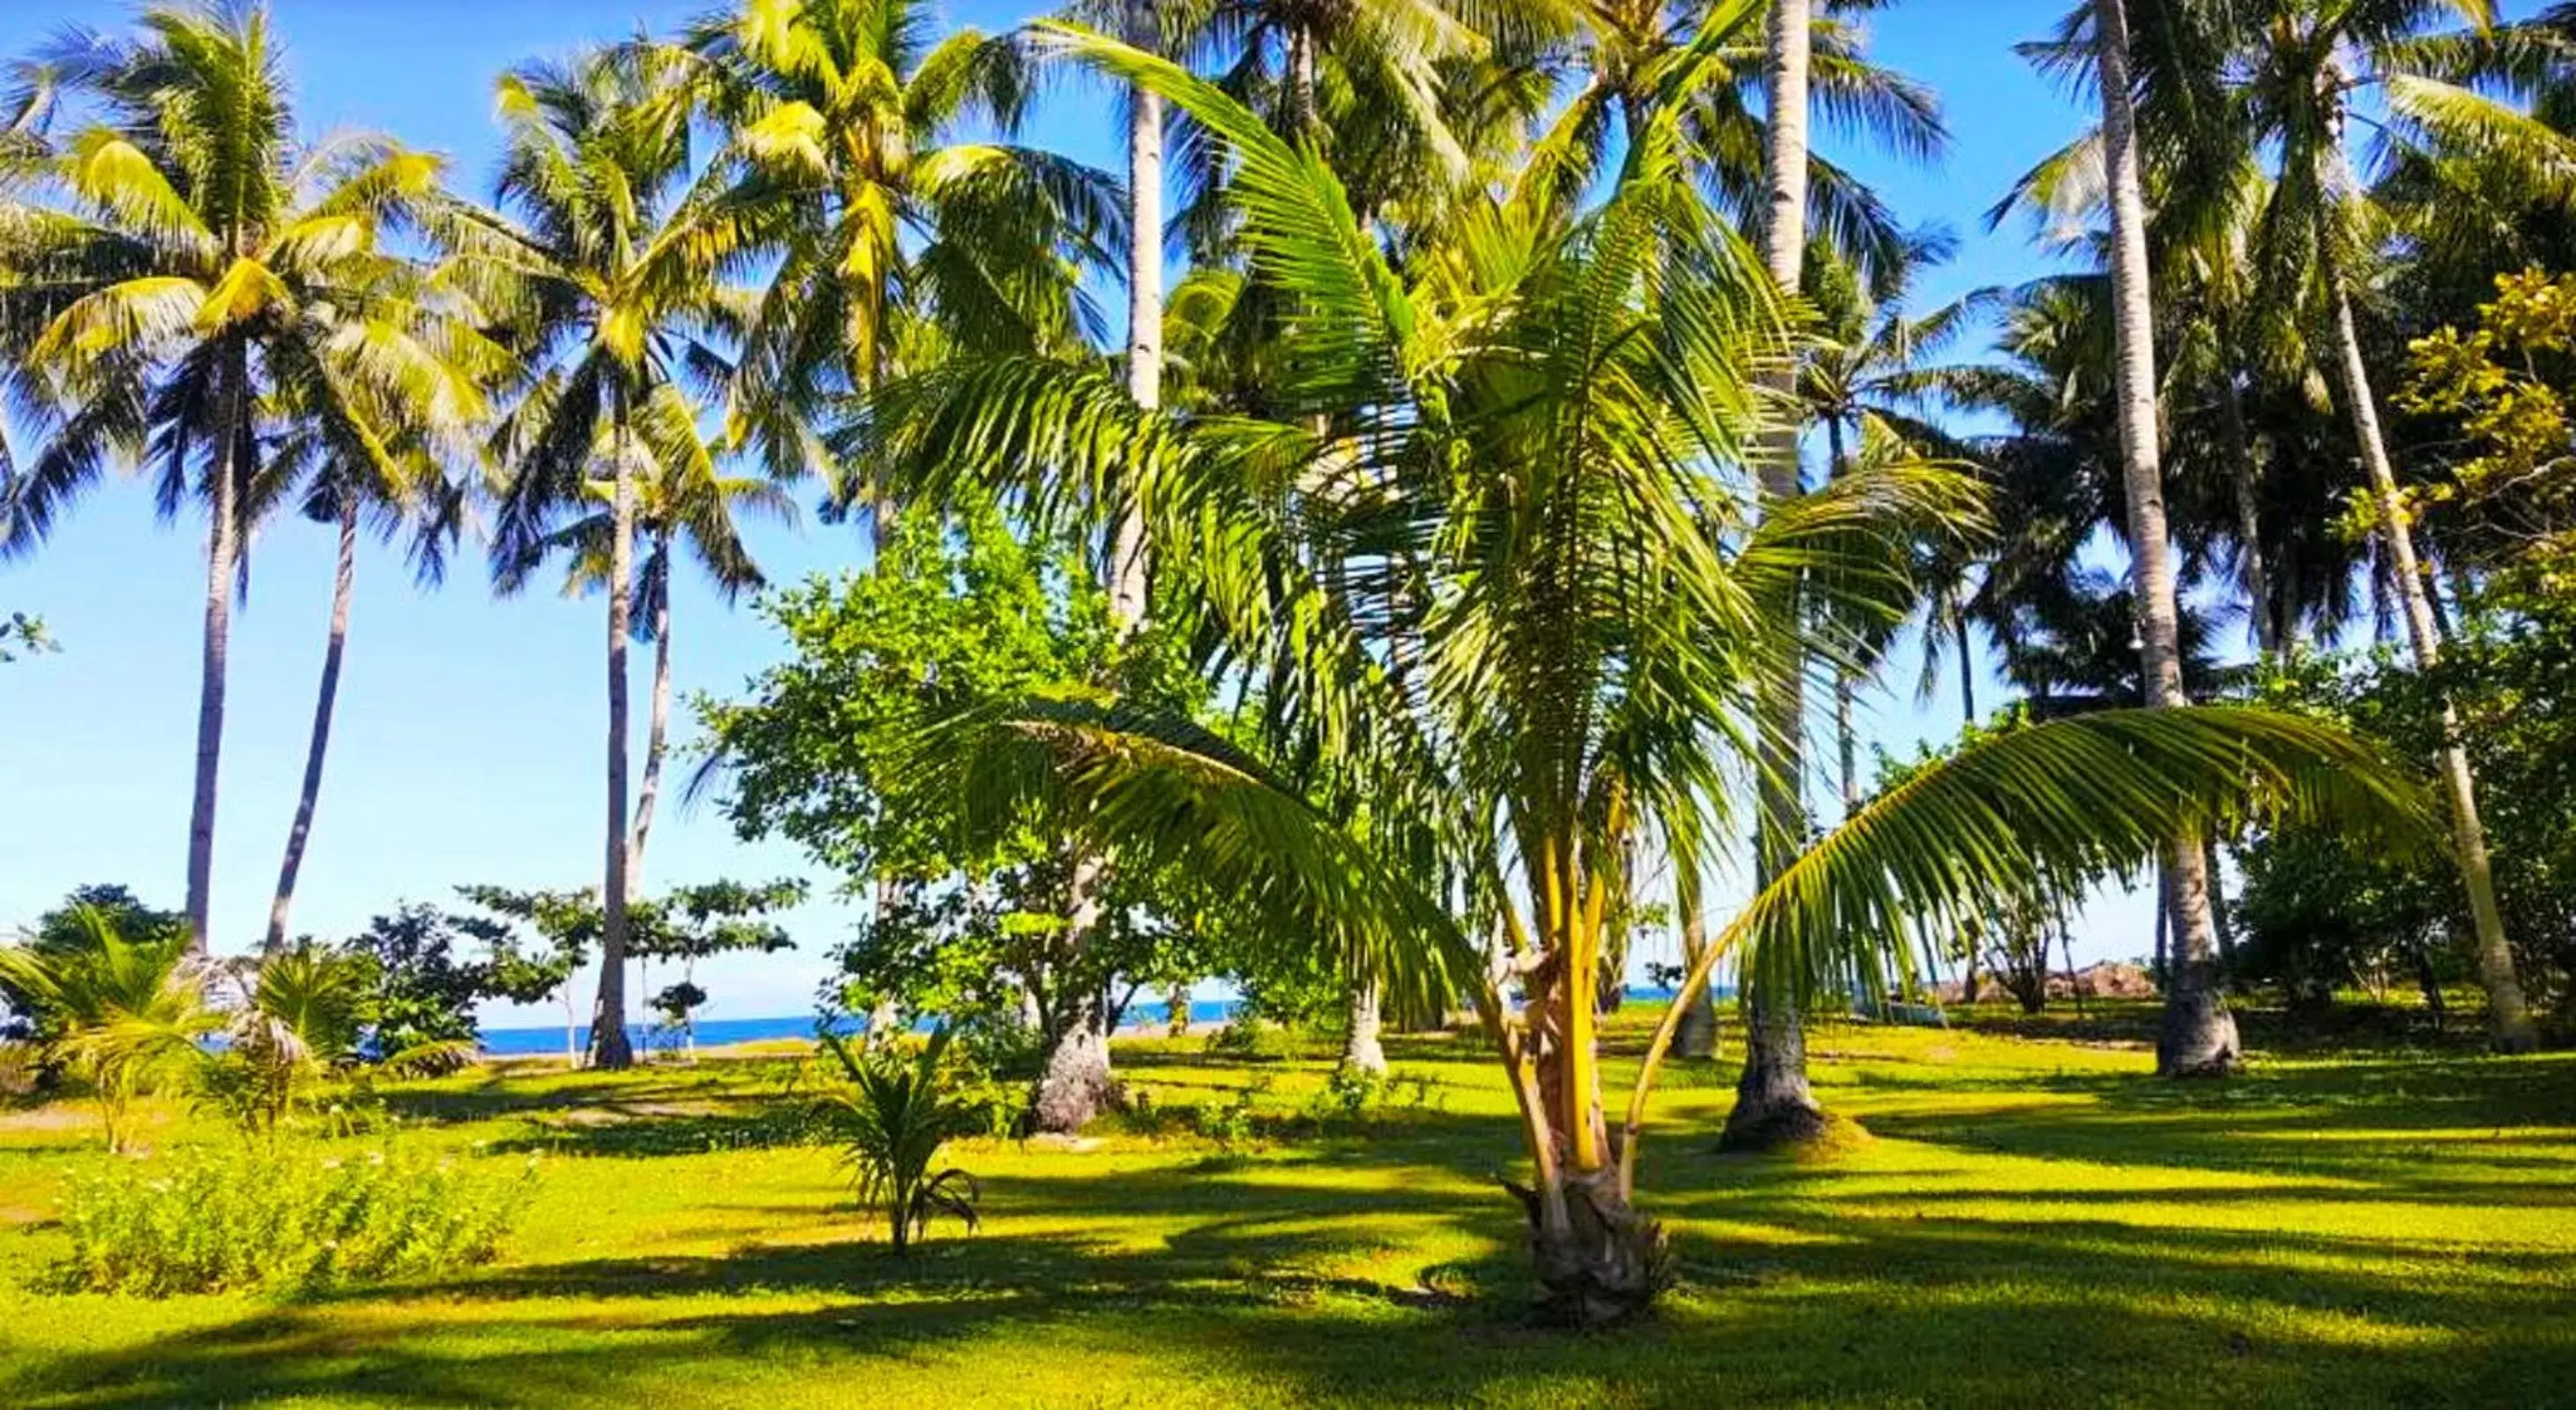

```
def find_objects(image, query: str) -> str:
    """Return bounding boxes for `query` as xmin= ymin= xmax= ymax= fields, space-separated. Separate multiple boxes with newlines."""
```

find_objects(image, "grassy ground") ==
xmin=2 ymin=1006 xmax=2572 ymax=1408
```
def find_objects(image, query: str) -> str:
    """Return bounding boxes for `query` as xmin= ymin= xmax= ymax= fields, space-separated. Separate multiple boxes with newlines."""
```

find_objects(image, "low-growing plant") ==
xmin=56 ymin=1144 xmax=537 ymax=1295
xmin=823 ymin=1028 xmax=985 ymax=1254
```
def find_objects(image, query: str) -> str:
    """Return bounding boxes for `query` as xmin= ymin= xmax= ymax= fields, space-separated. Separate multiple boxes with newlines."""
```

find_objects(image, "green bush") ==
xmin=57 ymin=1144 xmax=536 ymax=1295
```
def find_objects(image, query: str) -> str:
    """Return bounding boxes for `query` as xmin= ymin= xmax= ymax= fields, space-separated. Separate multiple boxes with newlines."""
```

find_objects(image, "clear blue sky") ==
xmin=0 ymin=1 xmax=2281 ymax=1020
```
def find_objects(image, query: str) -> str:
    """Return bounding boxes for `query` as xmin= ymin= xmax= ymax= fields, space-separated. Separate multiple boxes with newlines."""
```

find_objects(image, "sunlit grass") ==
xmin=1 ymin=1011 xmax=2571 ymax=1407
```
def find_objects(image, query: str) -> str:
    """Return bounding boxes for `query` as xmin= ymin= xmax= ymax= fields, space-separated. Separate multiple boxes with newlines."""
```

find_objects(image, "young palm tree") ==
xmin=469 ymin=44 xmax=740 ymax=1070
xmin=0 ymin=4 xmax=477 ymax=954
xmin=0 ymin=906 xmax=215 ymax=1152
xmin=864 ymin=26 xmax=2418 ymax=1321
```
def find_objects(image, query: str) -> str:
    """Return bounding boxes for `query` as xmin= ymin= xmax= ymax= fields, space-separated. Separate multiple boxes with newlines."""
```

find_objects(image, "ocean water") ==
xmin=476 ymin=986 xmax=1714 ymax=1056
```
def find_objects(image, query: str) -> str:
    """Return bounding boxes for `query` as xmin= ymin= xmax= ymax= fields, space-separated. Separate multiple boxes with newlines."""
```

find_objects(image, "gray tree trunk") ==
xmin=2323 ymin=274 xmax=2535 ymax=1052
xmin=1722 ymin=992 xmax=1826 ymax=1151
xmin=2218 ymin=369 xmax=2277 ymax=655
xmin=589 ymin=396 xmax=638 ymax=1071
xmin=1032 ymin=0 xmax=1167 ymax=1133
xmin=1673 ymin=882 xmax=1720 ymax=1060
xmin=1341 ymin=981 xmax=1387 ymax=1076
xmin=2095 ymin=0 xmax=2240 ymax=1077
xmin=265 ymin=494 xmax=357 ymax=953
xmin=186 ymin=351 xmax=248 ymax=956
xmin=1729 ymin=0 xmax=1826 ymax=1145
xmin=629 ymin=540 xmax=673 ymax=880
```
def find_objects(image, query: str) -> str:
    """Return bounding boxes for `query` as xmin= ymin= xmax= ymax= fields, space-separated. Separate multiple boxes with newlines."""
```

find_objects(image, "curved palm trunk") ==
xmin=589 ymin=396 xmax=638 ymax=1072
xmin=1955 ymin=615 xmax=1977 ymax=725
xmin=264 ymin=495 xmax=359 ymax=953
xmin=1033 ymin=0 xmax=1165 ymax=1131
xmin=1729 ymin=0 xmax=1828 ymax=1149
xmin=2096 ymin=0 xmax=2239 ymax=1077
xmin=629 ymin=538 xmax=673 ymax=878
xmin=2322 ymin=270 xmax=2537 ymax=1054
xmin=185 ymin=351 xmax=250 ymax=956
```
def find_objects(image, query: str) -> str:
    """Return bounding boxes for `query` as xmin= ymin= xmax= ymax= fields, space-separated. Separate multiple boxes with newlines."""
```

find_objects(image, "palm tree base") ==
xmin=1717 ymin=1093 xmax=1833 ymax=1153
xmin=589 ymin=1024 xmax=635 ymax=1071
xmin=1510 ymin=1174 xmax=1672 ymax=1327
xmin=2154 ymin=991 xmax=2240 ymax=1078
xmin=1030 ymin=1020 xmax=1116 ymax=1133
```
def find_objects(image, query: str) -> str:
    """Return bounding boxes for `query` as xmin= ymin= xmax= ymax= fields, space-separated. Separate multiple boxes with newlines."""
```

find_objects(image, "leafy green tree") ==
xmin=459 ymin=878 xmax=803 ymax=1061
xmin=340 ymin=904 xmax=498 ymax=1066
xmin=0 ymin=3 xmax=487 ymax=952
xmin=861 ymin=30 xmax=2421 ymax=1321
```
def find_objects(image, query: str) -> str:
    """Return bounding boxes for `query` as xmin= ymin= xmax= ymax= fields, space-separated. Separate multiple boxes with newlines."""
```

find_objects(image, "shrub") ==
xmin=823 ymin=1029 xmax=984 ymax=1254
xmin=57 ymin=1145 xmax=536 ymax=1295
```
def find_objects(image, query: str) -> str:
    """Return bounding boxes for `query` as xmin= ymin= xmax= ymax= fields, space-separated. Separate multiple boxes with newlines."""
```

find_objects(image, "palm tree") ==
xmin=862 ymin=27 xmax=2418 ymax=1321
xmin=0 ymin=906 xmax=214 ymax=1151
xmin=664 ymin=0 xmax=1115 ymax=1100
xmin=261 ymin=294 xmax=498 ymax=954
xmin=1525 ymin=0 xmax=1945 ymax=287
xmin=1800 ymin=242 xmax=1998 ymax=809
xmin=2229 ymin=0 xmax=2536 ymax=1051
xmin=0 ymin=4 xmax=476 ymax=954
xmin=671 ymin=0 xmax=1114 ymax=498
xmin=2088 ymin=0 xmax=2244 ymax=1076
xmin=469 ymin=44 xmax=739 ymax=1070
xmin=1728 ymin=0 xmax=1824 ymax=1153
xmin=519 ymin=404 xmax=791 ymax=883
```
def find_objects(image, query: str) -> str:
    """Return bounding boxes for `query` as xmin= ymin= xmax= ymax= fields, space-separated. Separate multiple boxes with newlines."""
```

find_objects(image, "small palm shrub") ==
xmin=823 ymin=1029 xmax=984 ymax=1254
xmin=0 ymin=906 xmax=216 ymax=1151
xmin=58 ymin=1145 xmax=536 ymax=1295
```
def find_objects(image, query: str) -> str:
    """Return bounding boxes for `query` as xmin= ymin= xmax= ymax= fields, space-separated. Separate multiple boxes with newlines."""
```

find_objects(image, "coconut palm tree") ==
xmin=1523 ymin=0 xmax=1945 ymax=288
xmin=2211 ymin=0 xmax=2537 ymax=1049
xmin=261 ymin=292 xmax=500 ymax=955
xmin=668 ymin=0 xmax=1117 ymax=502
xmin=467 ymin=43 xmax=742 ymax=1070
xmin=0 ymin=906 xmax=214 ymax=1151
xmin=859 ymin=24 xmax=2419 ymax=1321
xmin=2085 ymin=0 xmax=2247 ymax=1075
xmin=0 ymin=3 xmax=479 ymax=954
xmin=514 ymin=397 xmax=792 ymax=883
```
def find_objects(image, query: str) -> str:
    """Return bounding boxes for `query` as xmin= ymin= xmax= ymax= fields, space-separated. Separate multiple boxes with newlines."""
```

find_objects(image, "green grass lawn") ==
xmin=3 ymin=1009 xmax=2572 ymax=1408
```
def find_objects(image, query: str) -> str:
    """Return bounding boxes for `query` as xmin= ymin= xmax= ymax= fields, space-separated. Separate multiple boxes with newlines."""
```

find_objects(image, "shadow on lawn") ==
xmin=16 ymin=1048 xmax=2576 ymax=1407
xmin=19 ymin=1166 xmax=2574 ymax=1408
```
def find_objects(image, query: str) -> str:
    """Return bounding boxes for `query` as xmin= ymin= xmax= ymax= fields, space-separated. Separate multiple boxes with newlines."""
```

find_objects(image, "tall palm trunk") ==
xmin=629 ymin=537 xmax=673 ymax=877
xmin=1826 ymin=419 xmax=1860 ymax=817
xmin=2096 ymin=0 xmax=2239 ymax=1077
xmin=1034 ymin=0 xmax=1164 ymax=1132
xmin=2216 ymin=365 xmax=2277 ymax=655
xmin=1955 ymin=614 xmax=1976 ymax=725
xmin=589 ymin=392 xmax=638 ymax=1071
xmin=264 ymin=494 xmax=359 ymax=952
xmin=186 ymin=347 xmax=250 ymax=956
xmin=1672 ymin=876 xmax=1719 ymax=1060
xmin=1729 ymin=0 xmax=1826 ymax=1150
xmin=2317 ymin=226 xmax=2536 ymax=1054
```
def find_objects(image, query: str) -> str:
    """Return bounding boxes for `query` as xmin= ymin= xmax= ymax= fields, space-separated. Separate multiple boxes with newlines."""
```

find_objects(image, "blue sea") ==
xmin=476 ymin=987 xmax=1710 ymax=1056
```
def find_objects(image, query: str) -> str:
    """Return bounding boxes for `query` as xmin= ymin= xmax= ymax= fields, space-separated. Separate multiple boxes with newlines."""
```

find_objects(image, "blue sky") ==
xmin=0 ymin=0 xmax=2250 ymax=1021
